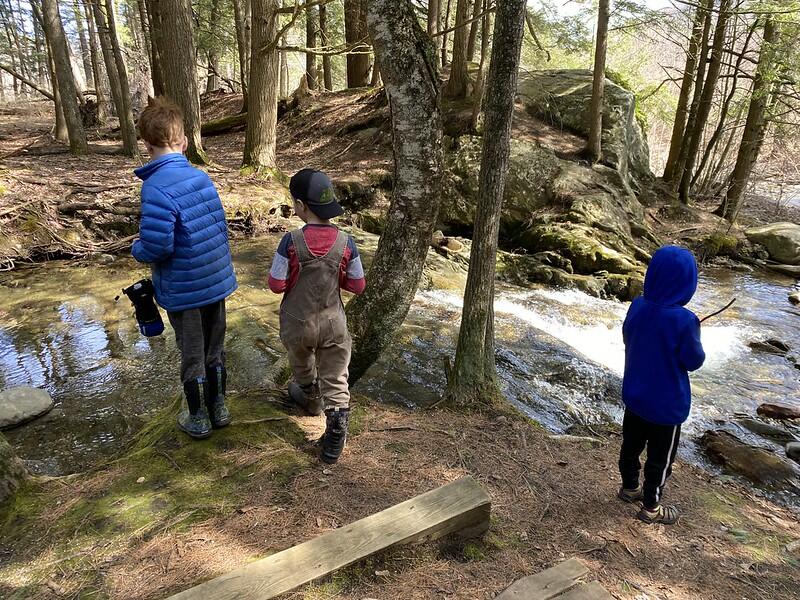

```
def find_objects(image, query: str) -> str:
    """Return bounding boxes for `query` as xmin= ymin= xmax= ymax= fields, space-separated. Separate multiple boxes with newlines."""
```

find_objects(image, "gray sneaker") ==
xmin=288 ymin=381 xmax=324 ymax=416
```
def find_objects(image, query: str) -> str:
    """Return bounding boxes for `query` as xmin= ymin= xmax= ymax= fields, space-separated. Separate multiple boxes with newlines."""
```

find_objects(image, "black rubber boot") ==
xmin=177 ymin=378 xmax=212 ymax=439
xmin=320 ymin=407 xmax=349 ymax=464
xmin=205 ymin=366 xmax=232 ymax=428
xmin=288 ymin=380 xmax=324 ymax=416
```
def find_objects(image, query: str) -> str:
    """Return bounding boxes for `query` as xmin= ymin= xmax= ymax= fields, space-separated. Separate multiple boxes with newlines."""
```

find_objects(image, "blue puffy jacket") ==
xmin=621 ymin=246 xmax=706 ymax=426
xmin=131 ymin=153 xmax=237 ymax=312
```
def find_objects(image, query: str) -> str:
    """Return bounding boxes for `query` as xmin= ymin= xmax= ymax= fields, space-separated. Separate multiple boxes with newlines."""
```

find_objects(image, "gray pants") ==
xmin=167 ymin=300 xmax=226 ymax=383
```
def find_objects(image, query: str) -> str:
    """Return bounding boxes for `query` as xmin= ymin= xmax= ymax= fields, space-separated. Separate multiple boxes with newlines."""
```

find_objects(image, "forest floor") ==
xmin=1 ymin=93 xmax=800 ymax=599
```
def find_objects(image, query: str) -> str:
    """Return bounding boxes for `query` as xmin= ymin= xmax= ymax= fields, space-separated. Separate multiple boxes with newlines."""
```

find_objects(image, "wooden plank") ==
xmin=558 ymin=581 xmax=614 ymax=599
xmin=496 ymin=558 xmax=590 ymax=600
xmin=167 ymin=476 xmax=491 ymax=600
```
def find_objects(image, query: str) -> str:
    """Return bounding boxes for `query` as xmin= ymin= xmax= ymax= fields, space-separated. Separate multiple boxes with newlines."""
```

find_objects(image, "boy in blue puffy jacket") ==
xmin=132 ymin=97 xmax=238 ymax=439
xmin=618 ymin=246 xmax=705 ymax=525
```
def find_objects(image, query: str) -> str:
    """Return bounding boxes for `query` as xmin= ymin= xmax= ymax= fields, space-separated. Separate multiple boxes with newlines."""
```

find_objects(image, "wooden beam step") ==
xmin=558 ymin=581 xmax=614 ymax=599
xmin=166 ymin=476 xmax=491 ymax=600
xmin=496 ymin=558 xmax=590 ymax=600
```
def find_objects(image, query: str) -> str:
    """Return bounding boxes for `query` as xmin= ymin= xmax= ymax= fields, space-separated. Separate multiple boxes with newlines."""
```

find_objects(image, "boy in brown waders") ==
xmin=268 ymin=169 xmax=366 ymax=463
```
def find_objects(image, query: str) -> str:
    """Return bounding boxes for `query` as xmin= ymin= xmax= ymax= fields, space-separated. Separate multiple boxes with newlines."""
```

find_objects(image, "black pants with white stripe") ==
xmin=619 ymin=409 xmax=681 ymax=510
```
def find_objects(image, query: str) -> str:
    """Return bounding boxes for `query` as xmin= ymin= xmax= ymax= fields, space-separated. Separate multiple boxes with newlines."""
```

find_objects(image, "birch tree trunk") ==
xmin=41 ymin=0 xmax=88 ymax=153
xmin=242 ymin=0 xmax=280 ymax=172
xmin=346 ymin=0 xmax=443 ymax=383
xmin=446 ymin=0 xmax=527 ymax=406
xmin=588 ymin=0 xmax=609 ymax=163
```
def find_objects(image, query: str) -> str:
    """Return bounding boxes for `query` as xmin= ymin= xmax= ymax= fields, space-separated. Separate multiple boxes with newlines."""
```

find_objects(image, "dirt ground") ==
xmin=2 ymin=394 xmax=799 ymax=600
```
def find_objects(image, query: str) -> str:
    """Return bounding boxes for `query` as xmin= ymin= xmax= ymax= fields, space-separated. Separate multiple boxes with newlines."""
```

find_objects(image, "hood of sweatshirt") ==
xmin=643 ymin=245 xmax=698 ymax=307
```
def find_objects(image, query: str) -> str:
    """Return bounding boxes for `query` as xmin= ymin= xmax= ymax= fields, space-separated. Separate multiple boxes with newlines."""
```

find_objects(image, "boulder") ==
xmin=790 ymin=292 xmax=800 ymax=305
xmin=748 ymin=339 xmax=790 ymax=355
xmin=0 ymin=433 xmax=27 ymax=503
xmin=757 ymin=403 xmax=800 ymax=421
xmin=745 ymin=222 xmax=800 ymax=265
xmin=0 ymin=387 xmax=54 ymax=429
xmin=734 ymin=415 xmax=798 ymax=444
xmin=439 ymin=136 xmax=655 ymax=300
xmin=516 ymin=69 xmax=652 ymax=191
xmin=787 ymin=442 xmax=800 ymax=464
xmin=700 ymin=430 xmax=800 ymax=489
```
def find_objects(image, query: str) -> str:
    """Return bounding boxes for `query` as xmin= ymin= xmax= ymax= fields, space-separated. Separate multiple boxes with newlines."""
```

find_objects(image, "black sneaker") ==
xmin=320 ymin=407 xmax=350 ymax=464
xmin=205 ymin=366 xmax=232 ymax=428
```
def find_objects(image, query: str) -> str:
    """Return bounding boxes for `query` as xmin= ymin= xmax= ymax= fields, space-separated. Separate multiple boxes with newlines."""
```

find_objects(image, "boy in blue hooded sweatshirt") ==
xmin=618 ymin=245 xmax=705 ymax=525
xmin=132 ymin=97 xmax=238 ymax=440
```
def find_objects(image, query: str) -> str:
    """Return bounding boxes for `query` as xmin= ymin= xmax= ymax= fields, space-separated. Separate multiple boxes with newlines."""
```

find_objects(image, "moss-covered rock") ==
xmin=517 ymin=69 xmax=652 ymax=192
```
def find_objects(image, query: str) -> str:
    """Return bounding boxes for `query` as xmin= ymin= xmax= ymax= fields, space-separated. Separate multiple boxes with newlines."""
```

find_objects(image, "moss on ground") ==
xmin=0 ymin=390 xmax=312 ymax=597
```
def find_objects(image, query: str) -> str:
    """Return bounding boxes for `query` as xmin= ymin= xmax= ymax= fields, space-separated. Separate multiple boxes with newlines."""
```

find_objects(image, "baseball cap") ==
xmin=289 ymin=168 xmax=344 ymax=219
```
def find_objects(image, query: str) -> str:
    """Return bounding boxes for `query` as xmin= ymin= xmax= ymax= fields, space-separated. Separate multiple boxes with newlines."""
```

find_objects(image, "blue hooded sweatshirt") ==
xmin=621 ymin=246 xmax=706 ymax=426
xmin=132 ymin=154 xmax=237 ymax=312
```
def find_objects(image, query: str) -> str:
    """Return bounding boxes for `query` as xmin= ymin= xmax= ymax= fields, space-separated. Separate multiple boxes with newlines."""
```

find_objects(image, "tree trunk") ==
xmin=319 ymin=2 xmax=332 ymax=91
xmin=279 ymin=34 xmax=289 ymax=99
xmin=72 ymin=0 xmax=94 ymax=88
xmin=103 ymin=0 xmax=138 ymax=156
xmin=678 ymin=0 xmax=731 ymax=204
xmin=427 ymin=0 xmax=441 ymax=70
xmin=346 ymin=0 xmax=443 ymax=384
xmin=466 ymin=0 xmax=481 ymax=62
xmin=441 ymin=0 xmax=452 ymax=66
xmin=143 ymin=0 xmax=166 ymax=96
xmin=90 ymin=0 xmax=123 ymax=117
xmin=0 ymin=63 xmax=54 ymax=99
xmin=444 ymin=0 xmax=470 ymax=98
xmin=662 ymin=0 xmax=712 ymax=183
xmin=305 ymin=3 xmax=318 ymax=90
xmin=232 ymin=0 xmax=250 ymax=109
xmin=84 ymin=0 xmax=108 ymax=122
xmin=588 ymin=0 xmax=609 ymax=163
xmin=135 ymin=0 xmax=152 ymax=64
xmin=671 ymin=3 xmax=713 ymax=193
xmin=692 ymin=18 xmax=757 ymax=191
xmin=344 ymin=0 xmax=370 ymax=87
xmin=50 ymin=50 xmax=68 ymax=142
xmin=716 ymin=17 xmax=778 ymax=221
xmin=242 ymin=0 xmax=280 ymax=172
xmin=33 ymin=14 xmax=47 ymax=85
xmin=148 ymin=0 xmax=208 ymax=164
xmin=40 ymin=0 xmax=87 ymax=153
xmin=470 ymin=0 xmax=491 ymax=129
xmin=205 ymin=0 xmax=222 ymax=93
xmin=446 ymin=0 xmax=526 ymax=405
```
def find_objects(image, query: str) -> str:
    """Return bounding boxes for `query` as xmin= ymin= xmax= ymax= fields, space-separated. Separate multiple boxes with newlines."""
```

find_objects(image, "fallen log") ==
xmin=200 ymin=97 xmax=300 ymax=137
xmin=0 ymin=64 xmax=55 ymax=101
xmin=57 ymin=201 xmax=140 ymax=217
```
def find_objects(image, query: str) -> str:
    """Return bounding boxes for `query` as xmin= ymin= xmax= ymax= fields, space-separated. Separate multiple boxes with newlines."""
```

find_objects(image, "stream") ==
xmin=1 ymin=234 xmax=799 ymax=492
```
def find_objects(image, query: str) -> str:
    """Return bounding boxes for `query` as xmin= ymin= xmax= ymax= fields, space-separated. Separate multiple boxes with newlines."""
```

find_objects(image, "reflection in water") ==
xmin=1 ymin=238 xmax=799 ymax=482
